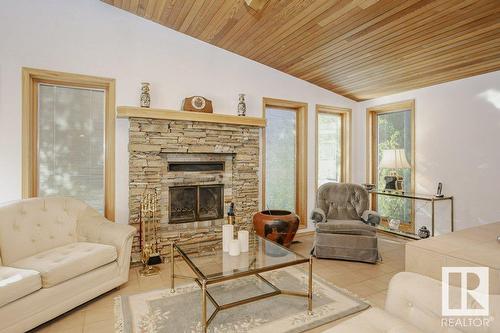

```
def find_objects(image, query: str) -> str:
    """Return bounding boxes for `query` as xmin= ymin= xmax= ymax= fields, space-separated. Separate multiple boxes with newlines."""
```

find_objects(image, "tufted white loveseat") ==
xmin=0 ymin=197 xmax=136 ymax=332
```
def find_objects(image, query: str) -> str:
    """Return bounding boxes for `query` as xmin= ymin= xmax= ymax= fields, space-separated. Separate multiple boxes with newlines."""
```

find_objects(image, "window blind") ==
xmin=38 ymin=84 xmax=105 ymax=212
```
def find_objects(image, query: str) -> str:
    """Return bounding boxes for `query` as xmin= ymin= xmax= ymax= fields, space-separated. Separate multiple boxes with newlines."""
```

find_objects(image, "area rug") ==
xmin=115 ymin=266 xmax=369 ymax=333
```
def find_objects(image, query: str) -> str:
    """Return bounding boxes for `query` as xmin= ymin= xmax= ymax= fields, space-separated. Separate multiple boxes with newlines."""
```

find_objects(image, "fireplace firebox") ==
xmin=169 ymin=184 xmax=224 ymax=223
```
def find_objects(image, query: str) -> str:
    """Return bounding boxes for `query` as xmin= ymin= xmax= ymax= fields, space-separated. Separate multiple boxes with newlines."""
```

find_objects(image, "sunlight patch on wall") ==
xmin=478 ymin=89 xmax=500 ymax=109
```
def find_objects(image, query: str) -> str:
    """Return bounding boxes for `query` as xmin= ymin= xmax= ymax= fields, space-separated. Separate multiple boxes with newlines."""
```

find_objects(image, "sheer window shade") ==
xmin=38 ymin=84 xmax=105 ymax=213
xmin=317 ymin=112 xmax=342 ymax=186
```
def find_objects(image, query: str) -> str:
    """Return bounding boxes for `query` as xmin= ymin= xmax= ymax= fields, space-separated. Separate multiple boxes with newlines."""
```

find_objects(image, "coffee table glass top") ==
xmin=174 ymin=232 xmax=308 ymax=281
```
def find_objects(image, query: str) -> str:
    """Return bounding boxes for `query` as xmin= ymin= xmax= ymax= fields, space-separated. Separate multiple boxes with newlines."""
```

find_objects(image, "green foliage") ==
xmin=377 ymin=112 xmax=412 ymax=222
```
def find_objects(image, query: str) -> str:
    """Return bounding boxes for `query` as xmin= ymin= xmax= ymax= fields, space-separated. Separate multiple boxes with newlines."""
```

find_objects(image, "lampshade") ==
xmin=379 ymin=149 xmax=411 ymax=169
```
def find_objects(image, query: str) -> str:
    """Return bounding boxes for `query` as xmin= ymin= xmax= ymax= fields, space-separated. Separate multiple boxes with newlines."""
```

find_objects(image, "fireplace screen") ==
xmin=169 ymin=185 xmax=224 ymax=223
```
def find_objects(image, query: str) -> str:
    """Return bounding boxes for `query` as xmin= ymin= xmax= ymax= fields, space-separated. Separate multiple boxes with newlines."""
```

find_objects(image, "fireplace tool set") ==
xmin=139 ymin=190 xmax=162 ymax=277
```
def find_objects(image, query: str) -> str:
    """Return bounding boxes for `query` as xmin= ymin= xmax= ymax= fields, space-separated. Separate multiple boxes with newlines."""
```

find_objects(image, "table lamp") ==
xmin=379 ymin=149 xmax=411 ymax=191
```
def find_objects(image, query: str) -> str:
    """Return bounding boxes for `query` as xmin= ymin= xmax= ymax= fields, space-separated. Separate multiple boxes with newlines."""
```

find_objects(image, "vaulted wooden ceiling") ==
xmin=103 ymin=0 xmax=500 ymax=101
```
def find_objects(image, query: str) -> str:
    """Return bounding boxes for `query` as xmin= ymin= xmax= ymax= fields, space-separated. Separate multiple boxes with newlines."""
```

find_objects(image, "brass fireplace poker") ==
xmin=139 ymin=190 xmax=162 ymax=277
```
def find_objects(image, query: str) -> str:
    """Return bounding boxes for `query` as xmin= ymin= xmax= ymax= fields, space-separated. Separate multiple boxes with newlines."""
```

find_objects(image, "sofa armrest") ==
xmin=311 ymin=208 xmax=326 ymax=224
xmin=76 ymin=213 xmax=136 ymax=268
xmin=361 ymin=210 xmax=380 ymax=226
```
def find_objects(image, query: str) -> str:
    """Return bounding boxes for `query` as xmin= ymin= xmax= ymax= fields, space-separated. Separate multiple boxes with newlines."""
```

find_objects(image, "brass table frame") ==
xmin=369 ymin=190 xmax=454 ymax=238
xmin=169 ymin=238 xmax=313 ymax=333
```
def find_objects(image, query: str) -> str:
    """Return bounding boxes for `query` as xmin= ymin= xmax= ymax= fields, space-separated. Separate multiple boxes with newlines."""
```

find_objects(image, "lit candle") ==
xmin=222 ymin=224 xmax=234 ymax=252
xmin=238 ymin=230 xmax=249 ymax=253
xmin=229 ymin=239 xmax=241 ymax=256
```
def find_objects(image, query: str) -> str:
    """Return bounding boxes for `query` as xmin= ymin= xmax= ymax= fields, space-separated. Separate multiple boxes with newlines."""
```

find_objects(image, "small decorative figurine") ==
xmin=418 ymin=226 xmax=431 ymax=239
xmin=140 ymin=82 xmax=151 ymax=108
xmin=237 ymin=93 xmax=246 ymax=116
xmin=227 ymin=202 xmax=235 ymax=225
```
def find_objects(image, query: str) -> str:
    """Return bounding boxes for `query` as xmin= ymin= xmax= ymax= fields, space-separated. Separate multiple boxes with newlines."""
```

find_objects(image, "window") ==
xmin=22 ymin=68 xmax=115 ymax=219
xmin=316 ymin=105 xmax=351 ymax=188
xmin=263 ymin=98 xmax=307 ymax=227
xmin=367 ymin=100 xmax=415 ymax=231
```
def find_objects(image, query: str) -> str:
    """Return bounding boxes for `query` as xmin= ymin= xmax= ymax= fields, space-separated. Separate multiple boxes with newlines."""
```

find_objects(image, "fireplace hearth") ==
xmin=169 ymin=184 xmax=224 ymax=223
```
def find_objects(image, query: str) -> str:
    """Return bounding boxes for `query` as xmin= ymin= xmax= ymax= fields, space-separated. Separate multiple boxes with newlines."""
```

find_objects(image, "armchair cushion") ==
xmin=317 ymin=183 xmax=369 ymax=220
xmin=316 ymin=220 xmax=376 ymax=236
xmin=11 ymin=242 xmax=117 ymax=288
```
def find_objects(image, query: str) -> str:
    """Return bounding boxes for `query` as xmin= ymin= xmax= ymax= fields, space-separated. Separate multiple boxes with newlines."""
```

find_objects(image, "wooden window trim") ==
xmin=22 ymin=67 xmax=116 ymax=220
xmin=315 ymin=104 xmax=351 ymax=191
xmin=366 ymin=99 xmax=415 ymax=228
xmin=262 ymin=97 xmax=308 ymax=228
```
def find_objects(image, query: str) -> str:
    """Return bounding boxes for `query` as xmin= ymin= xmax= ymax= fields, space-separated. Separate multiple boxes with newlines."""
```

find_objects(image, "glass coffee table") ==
xmin=170 ymin=232 xmax=313 ymax=333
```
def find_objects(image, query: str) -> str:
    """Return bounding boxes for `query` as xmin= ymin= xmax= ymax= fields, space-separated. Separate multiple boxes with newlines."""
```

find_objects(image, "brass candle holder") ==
xmin=139 ymin=190 xmax=161 ymax=277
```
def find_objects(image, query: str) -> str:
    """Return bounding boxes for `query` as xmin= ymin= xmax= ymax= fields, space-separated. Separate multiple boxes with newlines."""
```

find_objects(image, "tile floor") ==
xmin=32 ymin=232 xmax=408 ymax=333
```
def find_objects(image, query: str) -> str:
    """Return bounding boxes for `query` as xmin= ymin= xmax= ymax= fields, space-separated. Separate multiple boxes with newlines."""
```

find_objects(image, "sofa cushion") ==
xmin=11 ymin=242 xmax=117 ymax=287
xmin=0 ymin=197 xmax=90 ymax=265
xmin=0 ymin=266 xmax=41 ymax=307
xmin=324 ymin=307 xmax=425 ymax=333
xmin=317 ymin=220 xmax=376 ymax=236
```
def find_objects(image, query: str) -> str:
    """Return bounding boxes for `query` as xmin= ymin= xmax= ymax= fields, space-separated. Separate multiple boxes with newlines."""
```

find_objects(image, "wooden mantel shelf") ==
xmin=117 ymin=106 xmax=266 ymax=127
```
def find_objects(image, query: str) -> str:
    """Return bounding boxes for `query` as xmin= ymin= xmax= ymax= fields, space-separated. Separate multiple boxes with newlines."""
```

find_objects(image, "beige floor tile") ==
xmin=50 ymin=326 xmax=84 ymax=333
xmin=84 ymin=306 xmax=115 ymax=325
xmin=83 ymin=319 xmax=114 ymax=333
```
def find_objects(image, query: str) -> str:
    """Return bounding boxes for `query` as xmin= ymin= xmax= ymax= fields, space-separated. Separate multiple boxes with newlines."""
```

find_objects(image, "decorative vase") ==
xmin=389 ymin=219 xmax=401 ymax=230
xmin=418 ymin=226 xmax=430 ymax=239
xmin=140 ymin=82 xmax=151 ymax=108
xmin=252 ymin=210 xmax=299 ymax=248
xmin=237 ymin=93 xmax=246 ymax=116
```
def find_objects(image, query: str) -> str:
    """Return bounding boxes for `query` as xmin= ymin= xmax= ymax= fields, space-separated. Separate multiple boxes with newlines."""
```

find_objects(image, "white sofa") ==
xmin=326 ymin=271 xmax=499 ymax=333
xmin=0 ymin=197 xmax=136 ymax=332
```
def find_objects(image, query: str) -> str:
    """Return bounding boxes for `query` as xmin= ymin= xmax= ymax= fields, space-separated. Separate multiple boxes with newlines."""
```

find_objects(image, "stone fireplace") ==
xmin=127 ymin=115 xmax=261 ymax=262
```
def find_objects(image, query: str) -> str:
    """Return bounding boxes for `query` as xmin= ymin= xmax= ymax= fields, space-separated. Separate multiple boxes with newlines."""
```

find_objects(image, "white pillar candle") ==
xmin=229 ymin=239 xmax=241 ymax=256
xmin=238 ymin=230 xmax=249 ymax=253
xmin=222 ymin=224 xmax=234 ymax=252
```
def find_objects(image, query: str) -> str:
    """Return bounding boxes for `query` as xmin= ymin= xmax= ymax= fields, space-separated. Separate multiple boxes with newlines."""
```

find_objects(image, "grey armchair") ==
xmin=311 ymin=183 xmax=380 ymax=263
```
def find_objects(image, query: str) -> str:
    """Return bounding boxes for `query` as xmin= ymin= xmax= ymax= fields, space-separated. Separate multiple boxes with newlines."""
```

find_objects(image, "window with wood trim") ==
xmin=367 ymin=100 xmax=415 ymax=232
xmin=22 ymin=68 xmax=116 ymax=220
xmin=315 ymin=105 xmax=351 ymax=188
xmin=262 ymin=98 xmax=307 ymax=227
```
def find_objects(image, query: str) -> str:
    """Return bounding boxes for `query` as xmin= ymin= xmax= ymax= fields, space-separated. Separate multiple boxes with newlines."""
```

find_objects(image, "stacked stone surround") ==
xmin=128 ymin=117 xmax=260 ymax=262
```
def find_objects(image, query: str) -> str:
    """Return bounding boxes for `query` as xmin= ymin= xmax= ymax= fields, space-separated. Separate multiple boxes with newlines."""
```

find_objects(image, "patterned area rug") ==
xmin=115 ymin=266 xmax=369 ymax=333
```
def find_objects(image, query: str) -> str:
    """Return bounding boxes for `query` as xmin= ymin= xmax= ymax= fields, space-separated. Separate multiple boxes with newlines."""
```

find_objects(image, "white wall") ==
xmin=0 ymin=0 xmax=356 ymax=227
xmin=353 ymin=71 xmax=500 ymax=232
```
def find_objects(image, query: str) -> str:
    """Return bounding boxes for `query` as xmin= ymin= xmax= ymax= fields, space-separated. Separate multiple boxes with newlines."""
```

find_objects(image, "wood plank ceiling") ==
xmin=102 ymin=0 xmax=500 ymax=101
